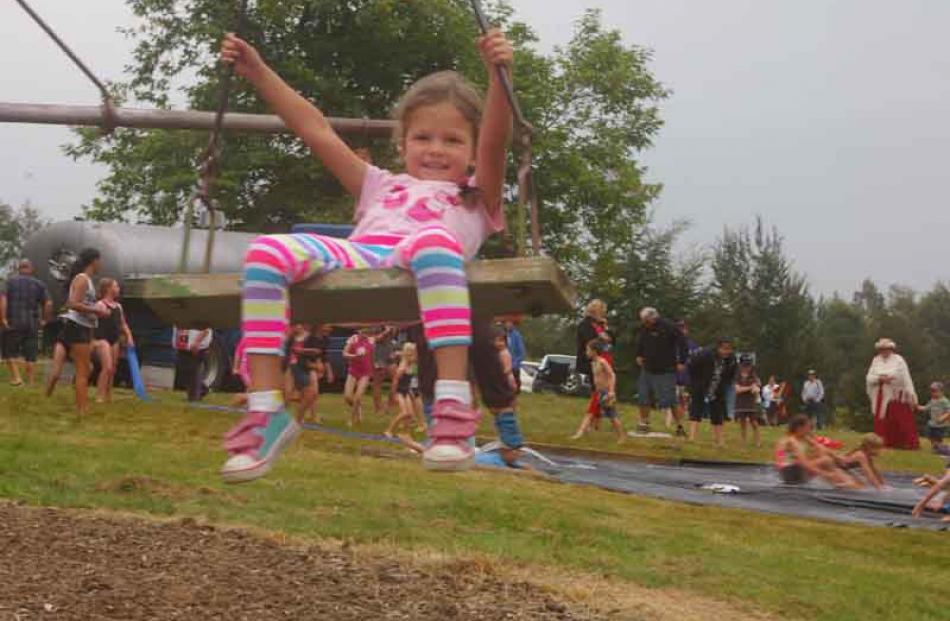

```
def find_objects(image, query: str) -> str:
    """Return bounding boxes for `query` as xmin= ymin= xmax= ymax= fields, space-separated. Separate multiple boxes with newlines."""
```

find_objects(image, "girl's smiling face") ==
xmin=401 ymin=102 xmax=475 ymax=182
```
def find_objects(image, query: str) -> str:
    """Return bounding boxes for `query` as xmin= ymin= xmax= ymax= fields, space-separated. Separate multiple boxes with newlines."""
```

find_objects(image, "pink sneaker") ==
xmin=423 ymin=401 xmax=481 ymax=472
xmin=220 ymin=409 xmax=300 ymax=483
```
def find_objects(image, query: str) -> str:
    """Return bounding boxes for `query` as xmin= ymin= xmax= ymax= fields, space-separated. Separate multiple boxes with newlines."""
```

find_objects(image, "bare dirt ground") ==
xmin=0 ymin=503 xmax=599 ymax=621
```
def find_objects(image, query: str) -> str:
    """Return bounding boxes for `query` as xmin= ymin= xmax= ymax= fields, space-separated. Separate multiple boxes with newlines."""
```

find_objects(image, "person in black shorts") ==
xmin=685 ymin=337 xmax=737 ymax=447
xmin=288 ymin=323 xmax=329 ymax=422
xmin=46 ymin=249 xmax=109 ymax=415
xmin=1 ymin=259 xmax=52 ymax=387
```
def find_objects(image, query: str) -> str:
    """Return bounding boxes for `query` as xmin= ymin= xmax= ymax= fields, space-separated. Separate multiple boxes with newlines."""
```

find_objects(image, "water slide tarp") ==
xmin=169 ymin=399 xmax=948 ymax=531
xmin=505 ymin=449 xmax=949 ymax=532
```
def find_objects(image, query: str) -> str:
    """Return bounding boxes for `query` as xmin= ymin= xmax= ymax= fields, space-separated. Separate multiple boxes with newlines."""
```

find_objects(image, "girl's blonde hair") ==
xmin=401 ymin=341 xmax=417 ymax=363
xmin=97 ymin=277 xmax=116 ymax=300
xmin=392 ymin=71 xmax=483 ymax=148
xmin=860 ymin=433 xmax=884 ymax=452
xmin=585 ymin=299 xmax=606 ymax=318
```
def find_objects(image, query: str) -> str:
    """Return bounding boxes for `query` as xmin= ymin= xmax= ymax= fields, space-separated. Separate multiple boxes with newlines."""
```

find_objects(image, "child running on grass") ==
xmin=834 ymin=433 xmax=886 ymax=489
xmin=774 ymin=415 xmax=862 ymax=488
xmin=571 ymin=340 xmax=625 ymax=443
xmin=916 ymin=381 xmax=950 ymax=455
xmin=384 ymin=342 xmax=423 ymax=441
xmin=342 ymin=329 xmax=375 ymax=428
xmin=218 ymin=28 xmax=514 ymax=481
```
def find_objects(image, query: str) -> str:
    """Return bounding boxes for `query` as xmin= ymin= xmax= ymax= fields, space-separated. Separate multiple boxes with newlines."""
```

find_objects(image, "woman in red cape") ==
xmin=865 ymin=338 xmax=919 ymax=450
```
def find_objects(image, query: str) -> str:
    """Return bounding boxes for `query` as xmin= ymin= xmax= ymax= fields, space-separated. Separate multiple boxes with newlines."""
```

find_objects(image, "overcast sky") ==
xmin=1 ymin=1 xmax=947 ymax=296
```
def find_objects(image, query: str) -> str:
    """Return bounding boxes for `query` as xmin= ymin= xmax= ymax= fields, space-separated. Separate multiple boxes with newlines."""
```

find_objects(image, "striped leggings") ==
xmin=240 ymin=227 xmax=471 ymax=357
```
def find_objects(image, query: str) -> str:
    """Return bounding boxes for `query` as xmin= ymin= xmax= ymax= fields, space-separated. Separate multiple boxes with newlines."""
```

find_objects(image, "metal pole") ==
xmin=0 ymin=102 xmax=395 ymax=136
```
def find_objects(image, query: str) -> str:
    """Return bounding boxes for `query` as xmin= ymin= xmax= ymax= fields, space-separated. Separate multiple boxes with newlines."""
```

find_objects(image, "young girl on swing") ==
xmin=219 ymin=28 xmax=514 ymax=482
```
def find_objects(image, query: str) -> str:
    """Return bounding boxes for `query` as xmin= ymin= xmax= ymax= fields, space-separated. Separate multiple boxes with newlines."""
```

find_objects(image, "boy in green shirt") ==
xmin=917 ymin=381 xmax=950 ymax=455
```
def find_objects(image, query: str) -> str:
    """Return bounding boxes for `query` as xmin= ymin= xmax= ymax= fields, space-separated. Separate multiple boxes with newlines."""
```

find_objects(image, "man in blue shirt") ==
xmin=1 ymin=259 xmax=52 ymax=386
xmin=505 ymin=320 xmax=526 ymax=392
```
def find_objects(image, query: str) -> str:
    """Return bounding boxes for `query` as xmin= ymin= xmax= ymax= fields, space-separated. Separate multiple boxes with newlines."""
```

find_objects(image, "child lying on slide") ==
xmin=833 ymin=433 xmax=886 ymax=489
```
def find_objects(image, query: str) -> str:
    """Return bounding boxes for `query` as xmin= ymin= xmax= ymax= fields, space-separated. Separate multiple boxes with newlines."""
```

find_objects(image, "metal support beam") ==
xmin=0 ymin=101 xmax=394 ymax=136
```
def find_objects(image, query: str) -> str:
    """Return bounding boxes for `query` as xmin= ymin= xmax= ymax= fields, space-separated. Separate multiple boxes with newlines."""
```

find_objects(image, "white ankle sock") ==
xmin=434 ymin=380 xmax=472 ymax=406
xmin=248 ymin=390 xmax=284 ymax=413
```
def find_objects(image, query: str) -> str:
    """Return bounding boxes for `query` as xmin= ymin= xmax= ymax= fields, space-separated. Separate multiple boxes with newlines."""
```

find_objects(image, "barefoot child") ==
xmin=218 ymin=27 xmax=514 ymax=482
xmin=384 ymin=342 xmax=423 ymax=444
xmin=834 ymin=433 xmax=886 ymax=489
xmin=572 ymin=341 xmax=625 ymax=443
xmin=917 ymin=381 xmax=950 ymax=455
xmin=774 ymin=415 xmax=861 ymax=488
xmin=343 ymin=329 xmax=375 ymax=427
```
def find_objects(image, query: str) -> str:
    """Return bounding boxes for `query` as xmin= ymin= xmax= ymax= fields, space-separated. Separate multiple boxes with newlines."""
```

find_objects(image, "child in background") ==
xmin=916 ymin=381 xmax=950 ymax=455
xmin=734 ymin=357 xmax=762 ymax=447
xmin=343 ymin=329 xmax=375 ymax=427
xmin=571 ymin=340 xmax=625 ymax=443
xmin=384 ymin=342 xmax=423 ymax=446
xmin=371 ymin=325 xmax=398 ymax=416
xmin=834 ymin=433 xmax=886 ymax=489
xmin=493 ymin=324 xmax=518 ymax=392
xmin=218 ymin=26 xmax=514 ymax=481
xmin=774 ymin=414 xmax=862 ymax=488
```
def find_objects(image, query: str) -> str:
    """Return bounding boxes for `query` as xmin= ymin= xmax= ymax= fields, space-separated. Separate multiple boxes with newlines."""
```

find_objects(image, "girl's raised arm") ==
xmin=475 ymin=29 xmax=514 ymax=216
xmin=221 ymin=34 xmax=367 ymax=196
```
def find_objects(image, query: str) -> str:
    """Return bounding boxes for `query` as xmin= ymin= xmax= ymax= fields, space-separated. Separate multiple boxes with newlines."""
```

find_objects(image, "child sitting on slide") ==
xmin=774 ymin=415 xmax=862 ymax=488
xmin=834 ymin=433 xmax=886 ymax=489
xmin=218 ymin=28 xmax=515 ymax=481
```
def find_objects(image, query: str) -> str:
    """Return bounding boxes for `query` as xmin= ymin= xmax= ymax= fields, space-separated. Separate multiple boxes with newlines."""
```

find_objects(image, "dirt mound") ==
xmin=0 ymin=503 xmax=597 ymax=620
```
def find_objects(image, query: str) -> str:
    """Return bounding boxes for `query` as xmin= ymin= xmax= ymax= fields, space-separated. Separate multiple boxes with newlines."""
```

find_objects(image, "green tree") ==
xmin=0 ymin=201 xmax=50 ymax=275
xmin=708 ymin=217 xmax=814 ymax=383
xmin=813 ymin=296 xmax=870 ymax=427
xmin=66 ymin=2 xmax=667 ymax=281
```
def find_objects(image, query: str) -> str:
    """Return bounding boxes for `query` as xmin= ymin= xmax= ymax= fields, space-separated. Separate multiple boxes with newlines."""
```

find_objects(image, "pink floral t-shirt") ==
xmin=350 ymin=165 xmax=504 ymax=260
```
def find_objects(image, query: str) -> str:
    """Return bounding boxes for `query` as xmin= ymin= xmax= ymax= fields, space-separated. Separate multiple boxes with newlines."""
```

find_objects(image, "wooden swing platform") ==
xmin=123 ymin=256 xmax=575 ymax=329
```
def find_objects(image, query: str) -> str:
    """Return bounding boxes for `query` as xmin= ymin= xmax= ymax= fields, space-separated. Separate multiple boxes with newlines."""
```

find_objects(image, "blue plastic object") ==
xmin=126 ymin=345 xmax=150 ymax=401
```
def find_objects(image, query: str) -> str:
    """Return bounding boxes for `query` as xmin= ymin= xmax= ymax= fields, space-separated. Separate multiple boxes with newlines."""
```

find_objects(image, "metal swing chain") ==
xmin=180 ymin=0 xmax=250 ymax=274
xmin=13 ymin=0 xmax=118 ymax=133
xmin=468 ymin=0 xmax=541 ymax=257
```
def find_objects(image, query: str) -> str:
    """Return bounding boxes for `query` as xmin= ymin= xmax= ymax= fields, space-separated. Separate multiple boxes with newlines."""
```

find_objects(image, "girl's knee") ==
xmin=407 ymin=227 xmax=464 ymax=258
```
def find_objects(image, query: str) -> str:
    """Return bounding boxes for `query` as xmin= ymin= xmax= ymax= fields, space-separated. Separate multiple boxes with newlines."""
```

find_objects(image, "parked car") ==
xmin=531 ymin=354 xmax=590 ymax=396
xmin=519 ymin=360 xmax=539 ymax=393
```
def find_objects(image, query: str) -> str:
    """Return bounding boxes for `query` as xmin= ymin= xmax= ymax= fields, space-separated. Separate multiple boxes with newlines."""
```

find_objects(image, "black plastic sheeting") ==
xmin=174 ymin=400 xmax=948 ymax=531
xmin=506 ymin=449 xmax=948 ymax=532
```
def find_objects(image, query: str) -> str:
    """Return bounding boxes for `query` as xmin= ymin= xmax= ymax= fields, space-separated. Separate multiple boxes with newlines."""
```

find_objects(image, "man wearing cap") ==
xmin=801 ymin=369 xmax=826 ymax=429
xmin=634 ymin=307 xmax=688 ymax=434
xmin=0 ymin=259 xmax=52 ymax=387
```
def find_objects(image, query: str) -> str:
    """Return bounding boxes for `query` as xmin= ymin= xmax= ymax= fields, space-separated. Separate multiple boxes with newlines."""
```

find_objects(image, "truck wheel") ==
xmin=202 ymin=339 xmax=230 ymax=392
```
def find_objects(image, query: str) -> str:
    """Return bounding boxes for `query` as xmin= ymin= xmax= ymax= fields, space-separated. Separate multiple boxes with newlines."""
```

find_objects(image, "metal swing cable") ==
xmin=14 ymin=0 xmax=117 ymax=132
xmin=469 ymin=0 xmax=541 ymax=257
xmin=180 ymin=0 xmax=250 ymax=274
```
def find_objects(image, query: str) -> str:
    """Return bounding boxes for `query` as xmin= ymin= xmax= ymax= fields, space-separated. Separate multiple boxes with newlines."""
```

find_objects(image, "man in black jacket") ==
xmin=686 ymin=337 xmax=737 ymax=446
xmin=634 ymin=307 xmax=687 ymax=435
